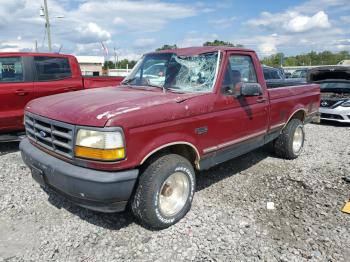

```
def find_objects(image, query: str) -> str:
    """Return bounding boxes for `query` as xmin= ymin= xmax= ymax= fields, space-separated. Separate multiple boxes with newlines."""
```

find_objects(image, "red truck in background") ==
xmin=20 ymin=46 xmax=320 ymax=229
xmin=0 ymin=52 xmax=123 ymax=140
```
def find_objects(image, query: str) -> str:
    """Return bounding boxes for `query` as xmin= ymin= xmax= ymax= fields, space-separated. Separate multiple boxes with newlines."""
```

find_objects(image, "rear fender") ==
xmin=284 ymin=106 xmax=307 ymax=128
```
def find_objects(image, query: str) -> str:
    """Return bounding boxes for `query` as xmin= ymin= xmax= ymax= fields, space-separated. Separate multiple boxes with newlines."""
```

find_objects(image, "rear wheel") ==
xmin=131 ymin=154 xmax=196 ymax=229
xmin=274 ymin=119 xmax=305 ymax=159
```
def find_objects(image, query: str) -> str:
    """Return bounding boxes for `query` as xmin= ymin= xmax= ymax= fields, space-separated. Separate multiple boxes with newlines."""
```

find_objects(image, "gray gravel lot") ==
xmin=1 ymin=122 xmax=350 ymax=262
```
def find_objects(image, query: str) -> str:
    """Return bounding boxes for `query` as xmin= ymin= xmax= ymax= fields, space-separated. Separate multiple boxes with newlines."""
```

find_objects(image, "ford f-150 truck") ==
xmin=20 ymin=47 xmax=320 ymax=229
xmin=0 ymin=52 xmax=123 ymax=139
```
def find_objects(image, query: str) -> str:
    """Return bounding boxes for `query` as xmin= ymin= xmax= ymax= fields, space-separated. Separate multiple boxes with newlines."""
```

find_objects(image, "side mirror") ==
xmin=240 ymin=83 xmax=262 ymax=96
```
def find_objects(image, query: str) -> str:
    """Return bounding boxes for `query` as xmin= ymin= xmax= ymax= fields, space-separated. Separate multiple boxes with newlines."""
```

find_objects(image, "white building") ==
xmin=76 ymin=56 xmax=105 ymax=76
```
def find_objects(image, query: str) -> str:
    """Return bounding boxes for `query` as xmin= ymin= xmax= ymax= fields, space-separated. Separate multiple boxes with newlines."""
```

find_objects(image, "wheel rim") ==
xmin=159 ymin=172 xmax=190 ymax=217
xmin=292 ymin=125 xmax=304 ymax=154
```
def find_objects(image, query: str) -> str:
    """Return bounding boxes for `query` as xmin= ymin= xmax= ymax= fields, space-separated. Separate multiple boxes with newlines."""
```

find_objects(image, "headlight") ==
xmin=341 ymin=100 xmax=350 ymax=107
xmin=75 ymin=129 xmax=125 ymax=161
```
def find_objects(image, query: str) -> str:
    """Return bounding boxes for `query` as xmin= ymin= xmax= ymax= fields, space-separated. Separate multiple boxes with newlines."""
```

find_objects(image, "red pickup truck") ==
xmin=0 ymin=52 xmax=123 ymax=139
xmin=20 ymin=47 xmax=320 ymax=229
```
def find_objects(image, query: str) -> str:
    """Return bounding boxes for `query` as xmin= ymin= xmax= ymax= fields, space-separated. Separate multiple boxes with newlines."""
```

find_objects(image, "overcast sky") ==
xmin=0 ymin=0 xmax=349 ymax=60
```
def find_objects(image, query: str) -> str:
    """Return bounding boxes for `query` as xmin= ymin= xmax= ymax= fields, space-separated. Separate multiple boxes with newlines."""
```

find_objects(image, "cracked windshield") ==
xmin=123 ymin=52 xmax=219 ymax=93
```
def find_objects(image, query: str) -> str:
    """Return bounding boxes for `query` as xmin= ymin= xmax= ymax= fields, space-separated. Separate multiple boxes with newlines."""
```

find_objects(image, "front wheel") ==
xmin=274 ymin=119 xmax=305 ymax=159
xmin=131 ymin=154 xmax=196 ymax=229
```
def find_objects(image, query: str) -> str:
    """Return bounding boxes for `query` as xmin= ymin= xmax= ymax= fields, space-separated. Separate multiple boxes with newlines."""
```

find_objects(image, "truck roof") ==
xmin=0 ymin=52 xmax=74 ymax=58
xmin=150 ymin=46 xmax=254 ymax=56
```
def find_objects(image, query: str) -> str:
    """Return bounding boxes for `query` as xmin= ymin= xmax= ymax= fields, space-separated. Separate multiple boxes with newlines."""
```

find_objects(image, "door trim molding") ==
xmin=203 ymin=129 xmax=267 ymax=154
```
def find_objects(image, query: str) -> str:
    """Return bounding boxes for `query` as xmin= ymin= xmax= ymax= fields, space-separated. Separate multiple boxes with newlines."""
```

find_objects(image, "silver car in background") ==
xmin=308 ymin=66 xmax=350 ymax=123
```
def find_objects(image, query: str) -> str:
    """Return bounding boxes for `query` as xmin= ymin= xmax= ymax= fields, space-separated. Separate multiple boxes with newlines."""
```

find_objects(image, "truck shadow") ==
xmin=42 ymin=146 xmax=272 ymax=231
xmin=0 ymin=142 xmax=20 ymax=156
xmin=312 ymin=121 xmax=350 ymax=127
xmin=43 ymin=186 xmax=134 ymax=230
xmin=196 ymin=146 xmax=270 ymax=191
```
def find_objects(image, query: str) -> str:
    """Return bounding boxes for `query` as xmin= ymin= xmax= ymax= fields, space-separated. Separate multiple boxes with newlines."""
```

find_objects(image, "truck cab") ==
xmin=20 ymin=47 xmax=320 ymax=229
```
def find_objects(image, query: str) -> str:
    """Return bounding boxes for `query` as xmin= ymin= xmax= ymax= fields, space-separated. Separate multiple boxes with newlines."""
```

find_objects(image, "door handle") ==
xmin=256 ymin=97 xmax=267 ymax=103
xmin=15 ymin=90 xmax=29 ymax=96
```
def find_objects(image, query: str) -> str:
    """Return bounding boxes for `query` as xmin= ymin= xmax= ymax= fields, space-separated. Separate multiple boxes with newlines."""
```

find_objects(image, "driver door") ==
xmin=212 ymin=52 xmax=269 ymax=150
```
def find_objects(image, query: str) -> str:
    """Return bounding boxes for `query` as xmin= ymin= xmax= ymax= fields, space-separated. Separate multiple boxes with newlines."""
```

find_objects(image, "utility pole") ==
xmin=43 ymin=0 xmax=52 ymax=52
xmin=114 ymin=48 xmax=117 ymax=69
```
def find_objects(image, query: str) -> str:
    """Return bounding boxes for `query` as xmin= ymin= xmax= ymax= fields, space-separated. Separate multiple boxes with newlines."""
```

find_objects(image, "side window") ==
xmin=270 ymin=70 xmax=281 ymax=79
xmin=221 ymin=55 xmax=257 ymax=95
xmin=132 ymin=57 xmax=168 ymax=86
xmin=34 ymin=56 xmax=72 ymax=81
xmin=0 ymin=57 xmax=24 ymax=82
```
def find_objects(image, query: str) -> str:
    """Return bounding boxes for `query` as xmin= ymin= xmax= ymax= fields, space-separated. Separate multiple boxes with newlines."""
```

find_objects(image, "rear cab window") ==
xmin=0 ymin=57 xmax=24 ymax=83
xmin=34 ymin=56 xmax=72 ymax=81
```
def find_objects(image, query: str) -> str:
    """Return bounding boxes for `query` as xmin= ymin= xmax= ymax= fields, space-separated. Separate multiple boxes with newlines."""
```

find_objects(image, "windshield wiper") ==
xmin=121 ymin=77 xmax=136 ymax=85
xmin=144 ymin=83 xmax=168 ymax=93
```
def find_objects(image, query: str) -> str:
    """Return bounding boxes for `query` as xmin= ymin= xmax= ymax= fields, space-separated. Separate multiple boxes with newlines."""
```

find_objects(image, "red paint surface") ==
xmin=24 ymin=48 xmax=320 ymax=171
xmin=0 ymin=52 xmax=123 ymax=133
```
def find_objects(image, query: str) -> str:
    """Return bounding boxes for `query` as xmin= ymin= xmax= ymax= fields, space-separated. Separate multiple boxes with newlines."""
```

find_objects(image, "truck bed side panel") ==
xmin=268 ymin=84 xmax=320 ymax=130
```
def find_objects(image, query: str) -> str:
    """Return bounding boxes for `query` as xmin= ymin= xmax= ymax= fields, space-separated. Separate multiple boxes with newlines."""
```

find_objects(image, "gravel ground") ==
xmin=0 ymin=122 xmax=350 ymax=262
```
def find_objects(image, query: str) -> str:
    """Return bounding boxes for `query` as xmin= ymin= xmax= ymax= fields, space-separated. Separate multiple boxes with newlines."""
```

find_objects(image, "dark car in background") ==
xmin=308 ymin=66 xmax=350 ymax=123
xmin=291 ymin=68 xmax=309 ymax=80
xmin=263 ymin=66 xmax=306 ymax=88
xmin=263 ymin=66 xmax=285 ymax=80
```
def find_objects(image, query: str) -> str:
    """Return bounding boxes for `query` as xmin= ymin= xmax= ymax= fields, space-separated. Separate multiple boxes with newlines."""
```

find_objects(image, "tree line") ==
xmin=105 ymin=40 xmax=241 ymax=69
xmin=261 ymin=51 xmax=350 ymax=67
xmin=104 ymin=59 xmax=137 ymax=70
xmin=104 ymin=40 xmax=350 ymax=69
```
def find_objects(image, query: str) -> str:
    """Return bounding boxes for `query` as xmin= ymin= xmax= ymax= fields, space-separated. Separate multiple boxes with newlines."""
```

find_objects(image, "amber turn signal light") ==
xmin=75 ymin=146 xmax=125 ymax=161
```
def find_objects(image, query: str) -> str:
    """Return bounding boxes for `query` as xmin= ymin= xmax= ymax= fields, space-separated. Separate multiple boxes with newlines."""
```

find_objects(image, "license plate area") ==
xmin=31 ymin=166 xmax=46 ymax=186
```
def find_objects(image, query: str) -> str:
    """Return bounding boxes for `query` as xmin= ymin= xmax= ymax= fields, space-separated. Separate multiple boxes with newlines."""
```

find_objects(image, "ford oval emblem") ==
xmin=39 ymin=130 xmax=47 ymax=138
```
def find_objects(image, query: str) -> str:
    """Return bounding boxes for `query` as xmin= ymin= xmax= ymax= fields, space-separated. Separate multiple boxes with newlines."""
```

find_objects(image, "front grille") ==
xmin=24 ymin=112 xmax=75 ymax=158
xmin=320 ymin=99 xmax=342 ymax=108
xmin=320 ymin=113 xmax=344 ymax=120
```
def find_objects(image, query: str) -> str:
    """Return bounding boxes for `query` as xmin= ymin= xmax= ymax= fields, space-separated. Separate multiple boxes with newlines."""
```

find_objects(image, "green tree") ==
xmin=203 ymin=40 xmax=241 ymax=47
xmin=156 ymin=44 xmax=177 ymax=51
xmin=103 ymin=59 xmax=137 ymax=69
xmin=261 ymin=50 xmax=350 ymax=67
xmin=261 ymin=53 xmax=285 ymax=67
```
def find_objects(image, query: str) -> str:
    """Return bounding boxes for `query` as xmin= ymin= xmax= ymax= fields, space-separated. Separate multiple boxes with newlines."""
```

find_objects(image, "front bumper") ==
xmin=319 ymin=107 xmax=350 ymax=123
xmin=20 ymin=138 xmax=139 ymax=213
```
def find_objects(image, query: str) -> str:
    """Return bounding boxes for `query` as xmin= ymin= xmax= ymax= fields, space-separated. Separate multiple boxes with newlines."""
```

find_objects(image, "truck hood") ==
xmin=308 ymin=66 xmax=350 ymax=82
xmin=26 ymin=86 xmax=200 ymax=127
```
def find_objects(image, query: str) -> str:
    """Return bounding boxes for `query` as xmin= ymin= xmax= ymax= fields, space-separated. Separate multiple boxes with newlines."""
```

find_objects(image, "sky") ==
xmin=0 ymin=0 xmax=349 ymax=61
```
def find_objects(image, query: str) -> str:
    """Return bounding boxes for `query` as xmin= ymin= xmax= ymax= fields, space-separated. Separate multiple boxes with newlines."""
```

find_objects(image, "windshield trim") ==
xmin=211 ymin=50 xmax=221 ymax=94
xmin=122 ymin=51 xmax=221 ymax=94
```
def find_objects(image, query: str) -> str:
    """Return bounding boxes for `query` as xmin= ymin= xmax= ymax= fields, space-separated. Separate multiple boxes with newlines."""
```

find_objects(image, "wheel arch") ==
xmin=140 ymin=142 xmax=201 ymax=170
xmin=283 ymin=108 xmax=307 ymax=129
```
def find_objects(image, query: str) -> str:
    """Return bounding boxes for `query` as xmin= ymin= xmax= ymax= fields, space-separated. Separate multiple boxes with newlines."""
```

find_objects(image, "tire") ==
xmin=274 ymin=119 xmax=305 ymax=159
xmin=131 ymin=154 xmax=196 ymax=229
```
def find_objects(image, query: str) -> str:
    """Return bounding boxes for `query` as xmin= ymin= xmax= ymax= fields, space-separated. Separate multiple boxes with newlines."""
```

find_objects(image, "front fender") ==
xmin=135 ymin=132 xmax=200 ymax=166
